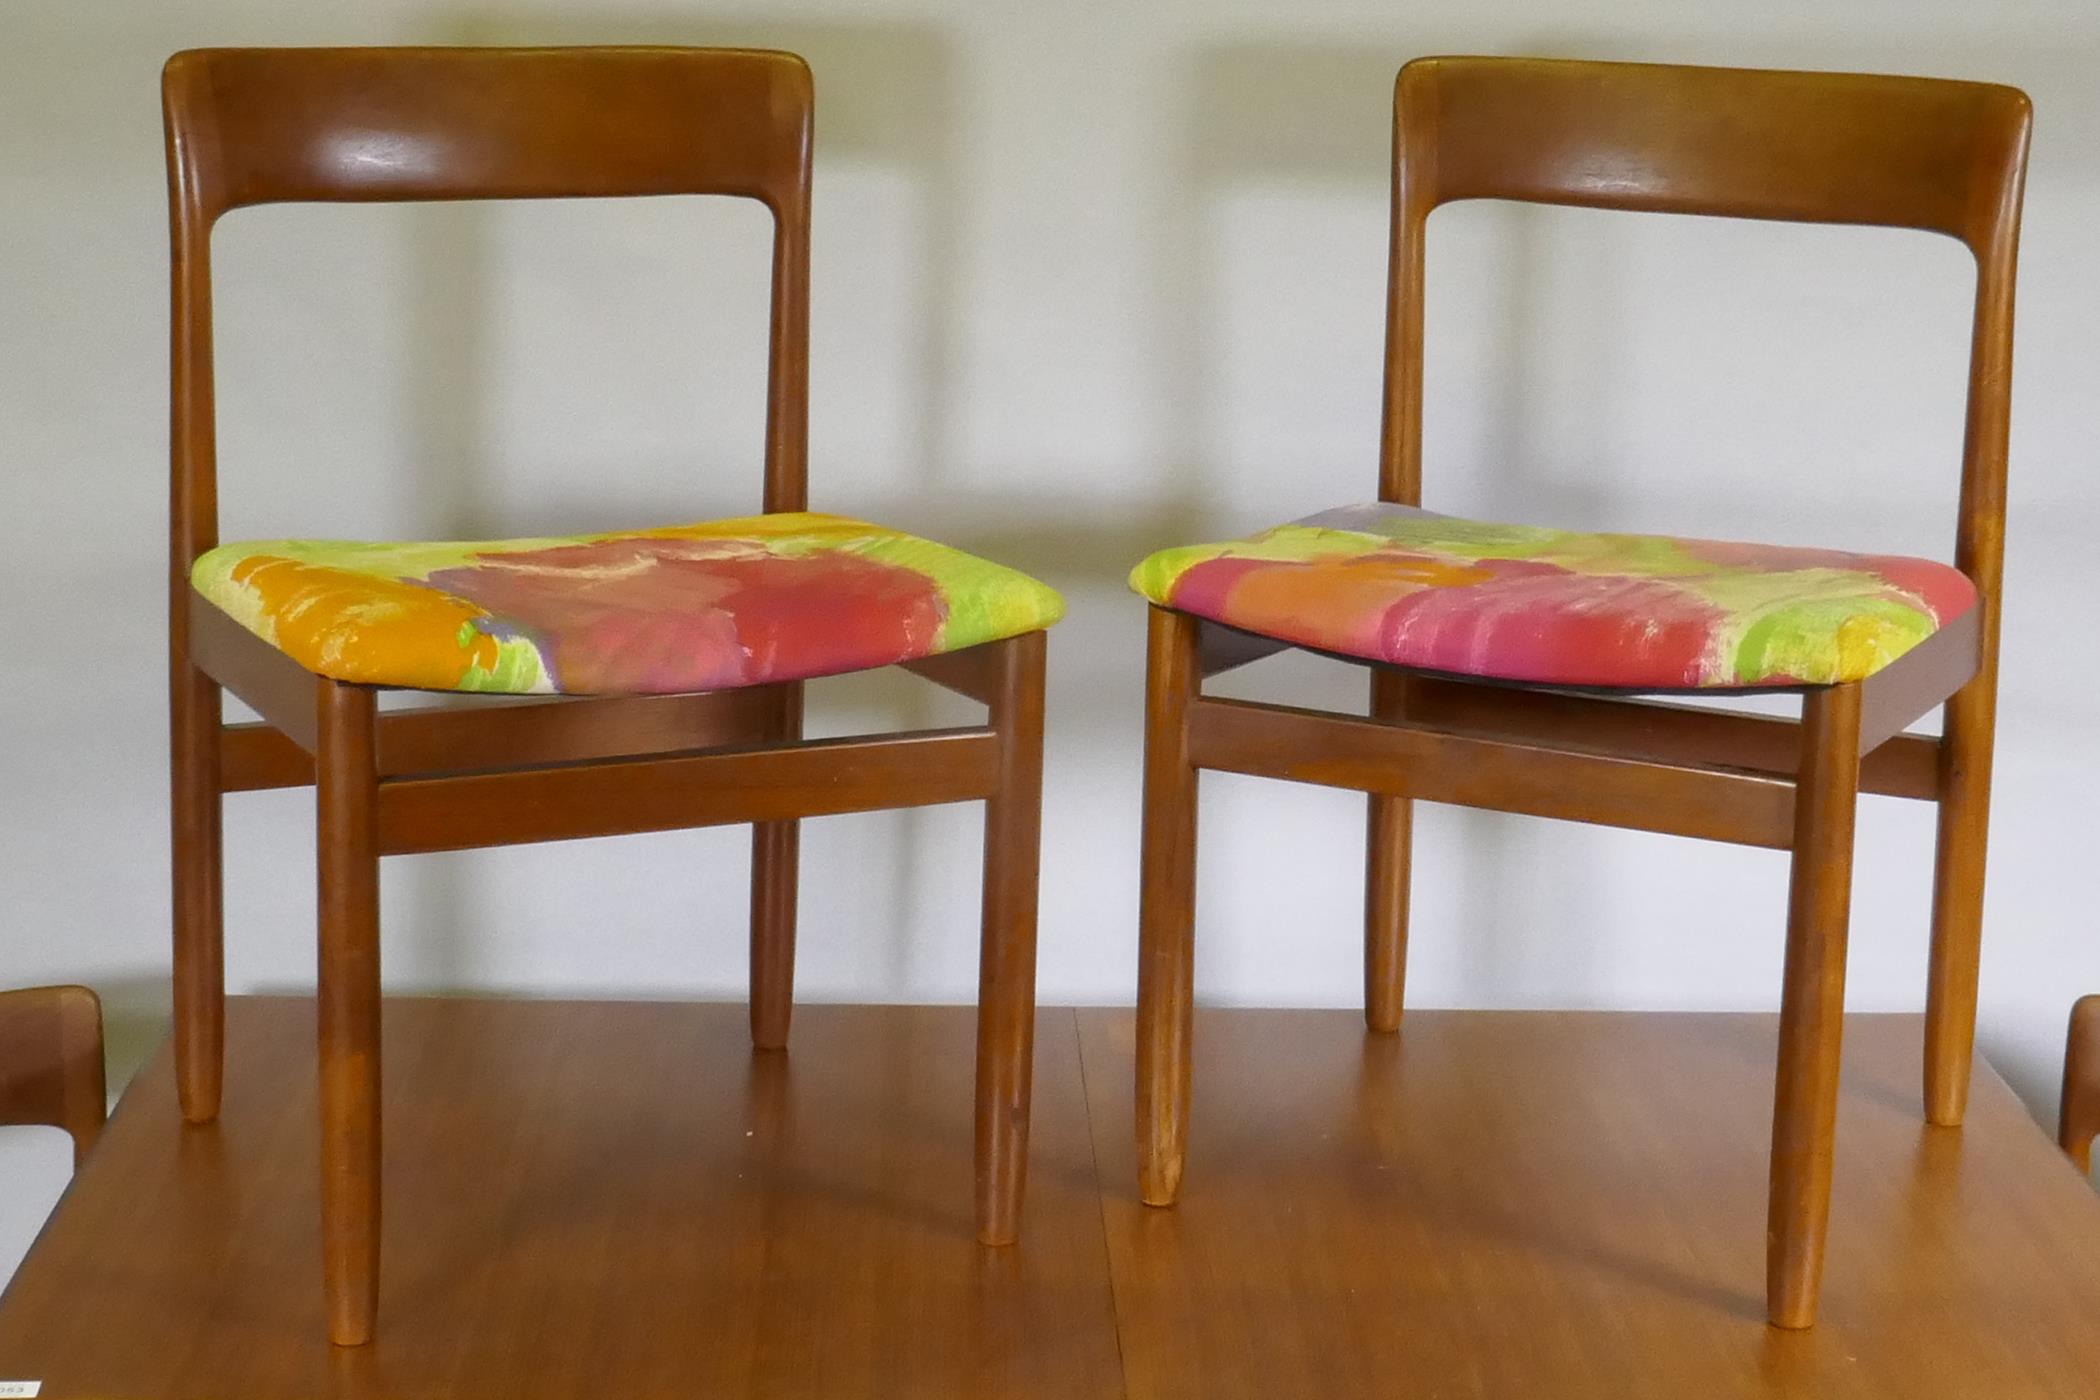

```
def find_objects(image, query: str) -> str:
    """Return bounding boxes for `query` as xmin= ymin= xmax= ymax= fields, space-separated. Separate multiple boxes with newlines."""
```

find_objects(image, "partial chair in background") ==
xmin=2061 ymin=995 xmax=2100 ymax=1173
xmin=0 ymin=985 xmax=106 ymax=1169
xmin=164 ymin=47 xmax=1060 ymax=1346
xmin=1130 ymin=56 xmax=2029 ymax=1329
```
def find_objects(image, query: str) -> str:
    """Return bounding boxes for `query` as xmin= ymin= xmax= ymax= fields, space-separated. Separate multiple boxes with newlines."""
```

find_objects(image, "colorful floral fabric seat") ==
xmin=1129 ymin=503 xmax=1975 ymax=690
xmin=193 ymin=512 xmax=1066 ymax=695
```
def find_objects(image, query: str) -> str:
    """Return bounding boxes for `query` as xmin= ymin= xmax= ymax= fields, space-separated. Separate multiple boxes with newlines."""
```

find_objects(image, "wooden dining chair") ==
xmin=0 ymin=985 xmax=107 ymax=1170
xmin=1130 ymin=56 xmax=2029 ymax=1329
xmin=164 ymin=46 xmax=1061 ymax=1347
xmin=2061 ymin=996 xmax=2100 ymax=1173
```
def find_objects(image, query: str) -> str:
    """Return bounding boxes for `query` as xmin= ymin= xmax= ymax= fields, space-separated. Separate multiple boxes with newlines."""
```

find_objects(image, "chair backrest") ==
xmin=1378 ymin=56 xmax=2030 ymax=646
xmin=0 ymin=986 xmax=106 ymax=1169
xmin=161 ymin=46 xmax=814 ymax=591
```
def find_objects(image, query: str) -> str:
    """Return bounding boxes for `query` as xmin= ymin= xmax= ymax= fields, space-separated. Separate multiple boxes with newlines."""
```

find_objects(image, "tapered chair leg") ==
xmin=1767 ymin=682 xmax=1863 ymax=1330
xmin=1365 ymin=669 xmax=1411 ymax=1034
xmin=2060 ymin=995 xmax=2100 ymax=1174
xmin=1137 ymin=607 xmax=1201 ymax=1207
xmin=316 ymin=678 xmax=382 ymax=1348
xmin=1923 ymin=679 xmax=1996 ymax=1125
xmin=750 ymin=682 xmax=804 ymax=1051
xmin=975 ymin=631 xmax=1047 ymax=1246
xmin=171 ymin=657 xmax=225 ymax=1123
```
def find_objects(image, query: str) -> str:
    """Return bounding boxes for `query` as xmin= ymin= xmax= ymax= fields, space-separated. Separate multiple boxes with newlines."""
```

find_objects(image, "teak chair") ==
xmin=2061 ymin=996 xmax=2100 ymax=1173
xmin=0 ymin=985 xmax=107 ymax=1169
xmin=1130 ymin=57 xmax=2029 ymax=1329
xmin=164 ymin=47 xmax=1060 ymax=1347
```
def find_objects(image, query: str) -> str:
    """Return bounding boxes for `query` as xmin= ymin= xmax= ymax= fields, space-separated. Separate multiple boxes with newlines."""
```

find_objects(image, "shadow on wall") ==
xmin=409 ymin=10 xmax=1208 ymax=996
xmin=429 ymin=7 xmax=1242 ymax=600
xmin=420 ymin=10 xmax=960 ymax=525
xmin=1174 ymin=39 xmax=1622 ymax=1006
xmin=390 ymin=13 xmax=977 ymax=994
xmin=1184 ymin=40 xmax=1625 ymax=523
xmin=1519 ymin=26 xmax=2100 ymax=1123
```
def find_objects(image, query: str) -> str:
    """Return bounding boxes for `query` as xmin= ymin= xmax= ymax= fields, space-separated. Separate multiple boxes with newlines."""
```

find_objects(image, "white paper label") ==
xmin=0 ymin=1383 xmax=41 ymax=1397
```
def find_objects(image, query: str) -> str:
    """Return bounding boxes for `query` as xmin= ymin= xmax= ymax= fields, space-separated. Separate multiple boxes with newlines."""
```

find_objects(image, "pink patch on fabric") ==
xmin=1376 ymin=566 xmax=1726 ymax=687
xmin=1162 ymin=555 xmax=1268 ymax=617
xmin=428 ymin=537 xmax=946 ymax=693
xmin=1852 ymin=556 xmax=1977 ymax=622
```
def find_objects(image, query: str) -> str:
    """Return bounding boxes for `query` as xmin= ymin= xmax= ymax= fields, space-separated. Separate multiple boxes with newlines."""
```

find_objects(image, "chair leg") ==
xmin=1364 ymin=669 xmax=1411 ymax=1034
xmin=975 ymin=631 xmax=1046 ymax=1246
xmin=1923 ymin=678 xmax=1995 ymax=1126
xmin=171 ymin=658 xmax=225 ymax=1124
xmin=2060 ymin=996 xmax=2100 ymax=1174
xmin=750 ymin=682 xmax=804 ymax=1051
xmin=1767 ymin=682 xmax=1863 ymax=1330
xmin=316 ymin=678 xmax=381 ymax=1348
xmin=1136 ymin=607 xmax=1201 ymax=1207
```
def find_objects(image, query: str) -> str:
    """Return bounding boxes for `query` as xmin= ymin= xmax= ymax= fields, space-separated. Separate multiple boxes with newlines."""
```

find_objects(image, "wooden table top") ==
xmin=2 ymin=998 xmax=2096 ymax=1398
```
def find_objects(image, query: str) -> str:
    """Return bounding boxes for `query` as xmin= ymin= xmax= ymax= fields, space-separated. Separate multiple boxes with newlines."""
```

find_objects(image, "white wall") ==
xmin=6 ymin=0 xmax=2100 ymax=1277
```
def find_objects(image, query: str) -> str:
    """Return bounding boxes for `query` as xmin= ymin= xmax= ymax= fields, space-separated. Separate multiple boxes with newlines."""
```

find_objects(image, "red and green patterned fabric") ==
xmin=193 ymin=512 xmax=1064 ymax=695
xmin=1129 ymin=503 xmax=1974 ymax=690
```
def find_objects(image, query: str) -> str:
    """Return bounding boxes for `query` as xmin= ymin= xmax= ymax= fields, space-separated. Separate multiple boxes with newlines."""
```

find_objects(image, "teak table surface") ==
xmin=2 ymin=998 xmax=2097 ymax=1399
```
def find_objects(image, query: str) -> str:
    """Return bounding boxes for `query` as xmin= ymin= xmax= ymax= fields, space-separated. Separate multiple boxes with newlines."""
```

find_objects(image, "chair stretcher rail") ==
xmin=375 ymin=726 xmax=1002 ymax=855
xmin=1187 ymin=696 xmax=1798 ymax=848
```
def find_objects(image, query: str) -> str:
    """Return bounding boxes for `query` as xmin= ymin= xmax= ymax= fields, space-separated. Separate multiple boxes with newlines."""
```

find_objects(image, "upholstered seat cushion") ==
xmin=193 ymin=512 xmax=1065 ymax=695
xmin=1129 ymin=504 xmax=1975 ymax=690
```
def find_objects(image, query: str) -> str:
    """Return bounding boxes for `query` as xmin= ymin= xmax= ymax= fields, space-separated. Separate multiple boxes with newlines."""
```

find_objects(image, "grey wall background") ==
xmin=6 ymin=0 xmax=2099 ymax=1279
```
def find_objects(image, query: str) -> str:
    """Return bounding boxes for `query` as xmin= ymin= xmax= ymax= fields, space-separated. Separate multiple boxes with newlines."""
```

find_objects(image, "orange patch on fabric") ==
xmin=1216 ymin=552 xmax=1487 ymax=621
xmin=230 ymin=556 xmax=497 ymax=685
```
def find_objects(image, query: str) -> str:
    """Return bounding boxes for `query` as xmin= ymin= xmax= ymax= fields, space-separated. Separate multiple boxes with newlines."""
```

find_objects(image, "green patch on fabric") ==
xmin=1731 ymin=595 xmax=1934 ymax=686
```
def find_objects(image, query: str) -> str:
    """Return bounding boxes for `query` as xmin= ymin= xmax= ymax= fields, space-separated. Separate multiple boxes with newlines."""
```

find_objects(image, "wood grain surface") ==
xmin=4 ymin=1000 xmax=2098 ymax=1398
xmin=0 ymin=1000 xmax=1118 ymax=1399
